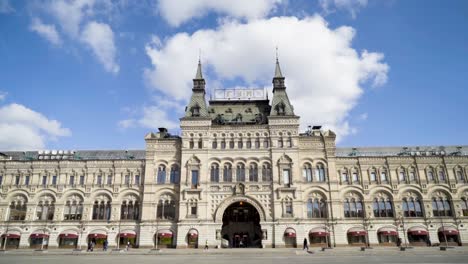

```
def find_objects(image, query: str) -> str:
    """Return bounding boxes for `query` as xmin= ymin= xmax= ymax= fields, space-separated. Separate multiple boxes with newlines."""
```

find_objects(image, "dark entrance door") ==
xmin=221 ymin=201 xmax=262 ymax=248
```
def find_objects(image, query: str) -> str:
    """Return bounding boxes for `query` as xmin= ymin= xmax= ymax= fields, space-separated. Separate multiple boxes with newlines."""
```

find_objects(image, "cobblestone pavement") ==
xmin=1 ymin=247 xmax=468 ymax=264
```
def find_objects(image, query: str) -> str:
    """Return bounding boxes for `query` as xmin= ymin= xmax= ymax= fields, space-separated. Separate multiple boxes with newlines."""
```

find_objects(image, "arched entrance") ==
xmin=221 ymin=201 xmax=262 ymax=248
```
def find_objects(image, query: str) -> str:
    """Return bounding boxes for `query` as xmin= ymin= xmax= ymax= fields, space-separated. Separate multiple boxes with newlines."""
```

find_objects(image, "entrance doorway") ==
xmin=221 ymin=201 xmax=262 ymax=248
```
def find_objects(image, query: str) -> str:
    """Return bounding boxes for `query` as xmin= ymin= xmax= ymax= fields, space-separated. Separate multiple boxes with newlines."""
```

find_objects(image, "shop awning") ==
xmin=88 ymin=233 xmax=107 ymax=239
xmin=157 ymin=230 xmax=173 ymax=238
xmin=59 ymin=233 xmax=79 ymax=239
xmin=188 ymin=230 xmax=198 ymax=237
xmin=309 ymin=228 xmax=329 ymax=237
xmin=119 ymin=232 xmax=136 ymax=238
xmin=378 ymin=227 xmax=398 ymax=236
xmin=438 ymin=227 xmax=459 ymax=235
xmin=347 ymin=227 xmax=367 ymax=236
xmin=30 ymin=233 xmax=49 ymax=238
xmin=1 ymin=233 xmax=20 ymax=239
xmin=284 ymin=228 xmax=296 ymax=237
xmin=407 ymin=227 xmax=428 ymax=235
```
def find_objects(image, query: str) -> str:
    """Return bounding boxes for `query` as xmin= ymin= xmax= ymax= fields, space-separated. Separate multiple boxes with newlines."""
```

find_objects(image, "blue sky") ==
xmin=0 ymin=0 xmax=467 ymax=151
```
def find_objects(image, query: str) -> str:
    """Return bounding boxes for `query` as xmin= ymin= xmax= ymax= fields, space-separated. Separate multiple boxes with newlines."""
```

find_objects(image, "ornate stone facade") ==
xmin=1 ymin=61 xmax=468 ymax=249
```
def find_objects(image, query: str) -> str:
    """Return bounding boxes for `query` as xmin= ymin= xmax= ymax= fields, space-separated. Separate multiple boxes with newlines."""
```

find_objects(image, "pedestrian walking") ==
xmin=204 ymin=240 xmax=209 ymax=250
xmin=126 ymin=241 xmax=130 ymax=251
xmin=303 ymin=238 xmax=309 ymax=250
xmin=103 ymin=240 xmax=108 ymax=251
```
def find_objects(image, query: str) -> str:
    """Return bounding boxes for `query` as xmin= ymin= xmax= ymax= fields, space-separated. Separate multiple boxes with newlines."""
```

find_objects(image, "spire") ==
xmin=195 ymin=59 xmax=203 ymax=79
xmin=274 ymin=47 xmax=283 ymax=78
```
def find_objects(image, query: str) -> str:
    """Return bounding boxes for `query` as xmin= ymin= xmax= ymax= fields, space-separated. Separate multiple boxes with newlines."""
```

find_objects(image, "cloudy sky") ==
xmin=0 ymin=0 xmax=467 ymax=151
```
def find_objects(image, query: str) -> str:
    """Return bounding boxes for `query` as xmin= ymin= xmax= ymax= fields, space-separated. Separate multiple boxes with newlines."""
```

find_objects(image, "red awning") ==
xmin=158 ymin=232 xmax=173 ymax=238
xmin=189 ymin=233 xmax=198 ymax=238
xmin=120 ymin=233 xmax=136 ymax=238
xmin=88 ymin=233 xmax=107 ymax=239
xmin=378 ymin=230 xmax=398 ymax=236
xmin=439 ymin=229 xmax=459 ymax=235
xmin=30 ymin=233 xmax=49 ymax=238
xmin=1 ymin=234 xmax=20 ymax=239
xmin=348 ymin=231 xmax=367 ymax=236
xmin=284 ymin=232 xmax=296 ymax=238
xmin=59 ymin=233 xmax=79 ymax=239
xmin=309 ymin=231 xmax=330 ymax=237
xmin=408 ymin=230 xmax=428 ymax=235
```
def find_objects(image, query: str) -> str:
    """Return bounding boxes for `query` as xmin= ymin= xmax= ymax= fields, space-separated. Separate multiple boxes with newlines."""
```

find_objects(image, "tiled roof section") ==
xmin=0 ymin=150 xmax=146 ymax=161
xmin=336 ymin=146 xmax=468 ymax=157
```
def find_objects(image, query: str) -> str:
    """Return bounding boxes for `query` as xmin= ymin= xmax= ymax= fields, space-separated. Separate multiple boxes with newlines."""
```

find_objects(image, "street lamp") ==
xmin=397 ymin=213 xmax=408 ymax=250
xmin=1 ymin=220 xmax=10 ymax=251
xmin=363 ymin=216 xmax=371 ymax=249
xmin=439 ymin=215 xmax=449 ymax=248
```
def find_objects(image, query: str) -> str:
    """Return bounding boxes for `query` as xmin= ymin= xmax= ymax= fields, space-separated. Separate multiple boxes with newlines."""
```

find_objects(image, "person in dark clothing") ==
xmin=303 ymin=238 xmax=309 ymax=250
xmin=396 ymin=237 xmax=402 ymax=247
xmin=427 ymin=239 xmax=432 ymax=247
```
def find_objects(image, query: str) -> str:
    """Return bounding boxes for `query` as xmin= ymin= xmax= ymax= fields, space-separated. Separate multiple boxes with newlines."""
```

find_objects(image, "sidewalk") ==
xmin=2 ymin=247 xmax=468 ymax=256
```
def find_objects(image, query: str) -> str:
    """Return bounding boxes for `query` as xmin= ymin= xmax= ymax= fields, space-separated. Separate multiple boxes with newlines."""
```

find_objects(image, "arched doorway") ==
xmin=221 ymin=201 xmax=262 ymax=248
xmin=438 ymin=226 xmax=460 ymax=246
xmin=187 ymin=229 xmax=198 ymax=248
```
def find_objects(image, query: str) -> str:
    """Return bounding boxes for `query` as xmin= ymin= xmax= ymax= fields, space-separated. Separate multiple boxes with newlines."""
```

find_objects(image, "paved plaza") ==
xmin=1 ymin=248 xmax=468 ymax=264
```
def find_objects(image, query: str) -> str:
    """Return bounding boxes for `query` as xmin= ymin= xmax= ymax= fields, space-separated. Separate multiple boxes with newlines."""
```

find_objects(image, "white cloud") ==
xmin=158 ymin=0 xmax=282 ymax=27
xmin=319 ymin=0 xmax=368 ymax=18
xmin=0 ymin=103 xmax=71 ymax=150
xmin=0 ymin=0 xmax=14 ymax=13
xmin=143 ymin=15 xmax=388 ymax=141
xmin=81 ymin=21 xmax=119 ymax=74
xmin=30 ymin=17 xmax=62 ymax=46
xmin=48 ymin=0 xmax=97 ymax=38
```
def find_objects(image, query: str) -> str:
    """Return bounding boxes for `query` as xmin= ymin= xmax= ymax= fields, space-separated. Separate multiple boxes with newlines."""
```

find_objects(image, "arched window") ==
xmin=276 ymin=103 xmax=285 ymax=115
xmin=455 ymin=167 xmax=465 ymax=183
xmin=343 ymin=197 xmax=364 ymax=218
xmin=170 ymin=165 xmax=180 ymax=184
xmin=380 ymin=168 xmax=388 ymax=182
xmin=35 ymin=200 xmax=55 ymax=221
xmin=307 ymin=197 xmax=327 ymax=218
xmin=198 ymin=139 xmax=203 ymax=149
xmin=157 ymin=197 xmax=176 ymax=220
xmin=303 ymin=163 xmax=312 ymax=182
xmin=121 ymin=200 xmax=140 ymax=220
xmin=249 ymin=163 xmax=258 ymax=182
xmin=402 ymin=196 xmax=423 ymax=217
xmin=92 ymin=199 xmax=111 ymax=220
xmin=373 ymin=196 xmax=394 ymax=218
xmin=408 ymin=167 xmax=417 ymax=182
xmin=461 ymin=198 xmax=468 ymax=216
xmin=246 ymin=139 xmax=252 ymax=149
xmin=236 ymin=163 xmax=245 ymax=182
xmin=370 ymin=168 xmax=377 ymax=182
xmin=263 ymin=138 xmax=269 ymax=148
xmin=432 ymin=194 xmax=453 ymax=217
xmin=426 ymin=167 xmax=435 ymax=182
xmin=223 ymin=163 xmax=232 ymax=182
xmin=238 ymin=140 xmax=243 ymax=149
xmin=438 ymin=168 xmax=446 ymax=182
xmin=63 ymin=196 xmax=83 ymax=220
xmin=315 ymin=163 xmax=326 ymax=182
xmin=283 ymin=198 xmax=293 ymax=217
xmin=351 ymin=169 xmax=359 ymax=184
xmin=398 ymin=168 xmax=406 ymax=182
xmin=341 ymin=169 xmax=349 ymax=184
xmin=157 ymin=165 xmax=166 ymax=184
xmin=229 ymin=140 xmax=235 ymax=149
xmin=9 ymin=198 xmax=27 ymax=221
xmin=191 ymin=105 xmax=200 ymax=117
xmin=221 ymin=140 xmax=226 ymax=149
xmin=210 ymin=164 xmax=220 ymax=183
xmin=262 ymin=163 xmax=272 ymax=181
xmin=212 ymin=140 xmax=217 ymax=149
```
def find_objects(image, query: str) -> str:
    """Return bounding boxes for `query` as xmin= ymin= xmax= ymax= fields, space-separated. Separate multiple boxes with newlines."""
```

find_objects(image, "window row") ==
xmin=156 ymin=165 xmax=180 ymax=184
xmin=209 ymin=163 xmax=272 ymax=183
xmin=0 ymin=174 xmax=141 ymax=187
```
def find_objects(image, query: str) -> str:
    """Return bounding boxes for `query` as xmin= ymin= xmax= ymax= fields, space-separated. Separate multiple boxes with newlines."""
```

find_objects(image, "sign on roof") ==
xmin=214 ymin=88 xmax=266 ymax=100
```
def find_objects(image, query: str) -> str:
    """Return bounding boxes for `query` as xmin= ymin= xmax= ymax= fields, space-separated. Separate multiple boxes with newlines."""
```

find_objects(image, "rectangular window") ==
xmin=255 ymin=140 xmax=260 ymax=149
xmin=380 ymin=172 xmax=387 ymax=182
xmin=427 ymin=171 xmax=434 ymax=181
xmin=52 ymin=175 xmax=57 ymax=185
xmin=439 ymin=171 xmax=446 ymax=181
xmin=352 ymin=172 xmax=359 ymax=183
xmin=229 ymin=141 xmax=234 ymax=149
xmin=191 ymin=170 xmax=199 ymax=188
xmin=370 ymin=172 xmax=376 ymax=182
xmin=42 ymin=176 xmax=47 ymax=186
xmin=124 ymin=175 xmax=130 ymax=184
xmin=69 ymin=175 xmax=75 ymax=186
xmin=278 ymin=139 xmax=283 ymax=148
xmin=263 ymin=139 xmax=269 ymax=148
xmin=25 ymin=175 xmax=30 ymax=186
xmin=238 ymin=141 xmax=243 ymax=149
xmin=285 ymin=204 xmax=293 ymax=215
xmin=191 ymin=205 xmax=197 ymax=216
xmin=212 ymin=141 xmax=217 ymax=149
xmin=198 ymin=140 xmax=203 ymax=149
xmin=135 ymin=175 xmax=140 ymax=185
xmin=0 ymin=175 xmax=3 ymax=186
xmin=97 ymin=175 xmax=102 ymax=185
xmin=409 ymin=172 xmax=415 ymax=181
xmin=342 ymin=173 xmax=349 ymax=183
xmin=107 ymin=175 xmax=113 ymax=185
xmin=221 ymin=141 xmax=226 ymax=149
xmin=246 ymin=141 xmax=251 ymax=149
xmin=15 ymin=176 xmax=20 ymax=185
xmin=399 ymin=171 xmax=406 ymax=182
xmin=283 ymin=169 xmax=291 ymax=186
xmin=79 ymin=175 xmax=85 ymax=185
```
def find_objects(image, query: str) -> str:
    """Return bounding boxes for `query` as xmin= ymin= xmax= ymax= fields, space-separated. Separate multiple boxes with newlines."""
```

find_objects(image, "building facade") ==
xmin=1 ymin=60 xmax=468 ymax=250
